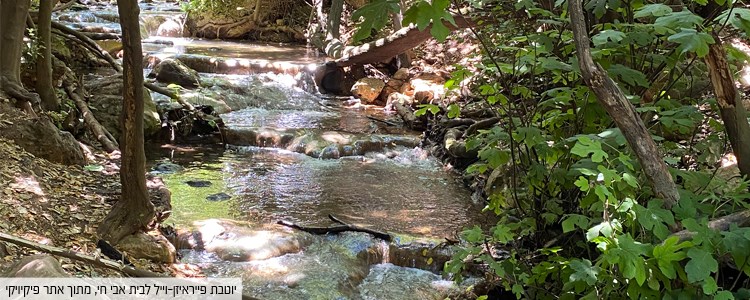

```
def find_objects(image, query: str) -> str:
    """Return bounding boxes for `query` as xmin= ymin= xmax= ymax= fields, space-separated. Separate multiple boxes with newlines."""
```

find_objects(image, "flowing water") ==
xmin=58 ymin=3 xmax=489 ymax=298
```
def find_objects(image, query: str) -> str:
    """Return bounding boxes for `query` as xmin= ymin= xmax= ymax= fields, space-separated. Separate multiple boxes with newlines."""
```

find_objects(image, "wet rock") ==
xmin=387 ymin=241 xmax=453 ymax=274
xmin=3 ymin=255 xmax=69 ymax=277
xmin=185 ymin=180 xmax=212 ymax=187
xmin=206 ymin=192 xmax=231 ymax=202
xmin=223 ymin=127 xmax=296 ymax=148
xmin=152 ymin=162 xmax=184 ymax=173
xmin=0 ymin=116 xmax=85 ymax=166
xmin=149 ymin=58 xmax=200 ymax=88
xmin=176 ymin=219 xmax=312 ymax=261
xmin=117 ymin=232 xmax=176 ymax=263
xmin=84 ymin=74 xmax=160 ymax=140
xmin=351 ymin=78 xmax=385 ymax=103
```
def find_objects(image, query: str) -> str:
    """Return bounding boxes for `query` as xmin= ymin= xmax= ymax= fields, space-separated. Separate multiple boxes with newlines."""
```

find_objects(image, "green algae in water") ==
xmin=160 ymin=166 xmax=236 ymax=226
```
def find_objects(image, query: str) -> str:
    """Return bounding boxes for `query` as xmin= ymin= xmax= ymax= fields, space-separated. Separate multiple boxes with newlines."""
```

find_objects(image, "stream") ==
xmin=57 ymin=3 xmax=489 ymax=299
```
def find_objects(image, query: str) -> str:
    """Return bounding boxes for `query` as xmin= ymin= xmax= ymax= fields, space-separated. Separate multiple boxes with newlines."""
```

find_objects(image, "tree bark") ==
xmin=327 ymin=0 xmax=343 ymax=40
xmin=704 ymin=36 xmax=750 ymax=178
xmin=0 ymin=0 xmax=29 ymax=84
xmin=97 ymin=0 xmax=154 ymax=244
xmin=1 ymin=0 xmax=40 ymax=114
xmin=37 ymin=0 xmax=60 ymax=111
xmin=569 ymin=0 xmax=679 ymax=208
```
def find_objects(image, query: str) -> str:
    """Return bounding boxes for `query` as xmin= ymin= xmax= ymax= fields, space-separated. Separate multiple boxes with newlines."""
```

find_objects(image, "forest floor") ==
xmin=0 ymin=100 xmax=177 ymax=277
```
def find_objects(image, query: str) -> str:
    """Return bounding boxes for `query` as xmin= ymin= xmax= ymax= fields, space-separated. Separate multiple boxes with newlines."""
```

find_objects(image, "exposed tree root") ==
xmin=63 ymin=80 xmax=119 ymax=152
xmin=1 ymin=77 xmax=40 ymax=117
xmin=51 ymin=21 xmax=123 ymax=72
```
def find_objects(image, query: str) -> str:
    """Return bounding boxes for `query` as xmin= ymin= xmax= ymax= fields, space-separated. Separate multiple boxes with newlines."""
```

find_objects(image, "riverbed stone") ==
xmin=2 ymin=255 xmax=70 ymax=277
xmin=351 ymin=78 xmax=385 ymax=103
xmin=117 ymin=232 xmax=176 ymax=263
xmin=150 ymin=58 xmax=201 ymax=88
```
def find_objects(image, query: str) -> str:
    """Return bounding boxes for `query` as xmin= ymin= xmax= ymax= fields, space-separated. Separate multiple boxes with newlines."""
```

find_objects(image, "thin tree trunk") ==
xmin=37 ymin=0 xmax=60 ymax=111
xmin=97 ymin=0 xmax=154 ymax=244
xmin=327 ymin=0 xmax=343 ymax=40
xmin=569 ymin=0 xmax=679 ymax=208
xmin=391 ymin=0 xmax=410 ymax=67
xmin=704 ymin=37 xmax=750 ymax=177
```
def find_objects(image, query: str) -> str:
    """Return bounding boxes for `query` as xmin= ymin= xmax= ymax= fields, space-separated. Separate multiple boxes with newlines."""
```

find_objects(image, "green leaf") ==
xmin=685 ymin=247 xmax=718 ymax=283
xmin=715 ymin=291 xmax=735 ymax=300
xmin=667 ymin=29 xmax=715 ymax=57
xmin=608 ymin=64 xmax=649 ymax=88
xmin=479 ymin=148 xmax=510 ymax=168
xmin=574 ymin=176 xmax=590 ymax=192
xmin=562 ymin=214 xmax=590 ymax=233
xmin=351 ymin=0 xmax=401 ymax=42
xmin=447 ymin=103 xmax=460 ymax=118
xmin=634 ymin=200 xmax=675 ymax=240
xmin=492 ymin=225 xmax=514 ymax=243
xmin=716 ymin=8 xmax=750 ymax=36
xmin=634 ymin=3 xmax=673 ymax=18
xmin=651 ymin=236 xmax=691 ymax=279
xmin=569 ymin=259 xmax=600 ymax=285
xmin=402 ymin=0 xmax=456 ymax=41
xmin=592 ymin=30 xmax=626 ymax=46
xmin=702 ymin=277 xmax=718 ymax=295
xmin=571 ymin=136 xmax=608 ymax=162
xmin=462 ymin=226 xmax=484 ymax=243
xmin=613 ymin=234 xmax=650 ymax=285
xmin=655 ymin=11 xmax=703 ymax=33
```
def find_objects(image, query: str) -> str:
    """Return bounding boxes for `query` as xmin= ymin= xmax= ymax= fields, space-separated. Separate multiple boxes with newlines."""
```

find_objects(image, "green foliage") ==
xmin=351 ymin=0 xmax=401 ymax=42
xmin=415 ymin=0 xmax=750 ymax=298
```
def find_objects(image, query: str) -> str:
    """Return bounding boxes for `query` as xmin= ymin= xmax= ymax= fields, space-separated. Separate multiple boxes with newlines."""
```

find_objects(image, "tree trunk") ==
xmin=97 ymin=0 xmax=155 ymax=244
xmin=36 ymin=0 xmax=60 ymax=111
xmin=391 ymin=0 xmax=410 ymax=67
xmin=0 ymin=0 xmax=40 ymax=114
xmin=569 ymin=0 xmax=679 ymax=208
xmin=0 ymin=0 xmax=29 ymax=84
xmin=327 ymin=0 xmax=343 ymax=40
xmin=704 ymin=37 xmax=750 ymax=177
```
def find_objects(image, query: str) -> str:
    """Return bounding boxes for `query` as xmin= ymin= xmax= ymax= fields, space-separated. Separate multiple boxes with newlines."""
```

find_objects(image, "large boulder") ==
xmin=2 ymin=255 xmax=69 ymax=277
xmin=0 ymin=112 xmax=85 ymax=166
xmin=351 ymin=78 xmax=385 ymax=104
xmin=149 ymin=58 xmax=200 ymax=88
xmin=83 ymin=74 xmax=161 ymax=140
